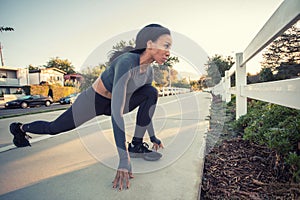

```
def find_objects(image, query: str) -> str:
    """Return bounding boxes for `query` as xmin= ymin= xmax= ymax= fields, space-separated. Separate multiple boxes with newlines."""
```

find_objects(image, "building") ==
xmin=0 ymin=66 xmax=28 ymax=96
xmin=29 ymin=67 xmax=66 ymax=86
xmin=0 ymin=66 xmax=66 ymax=101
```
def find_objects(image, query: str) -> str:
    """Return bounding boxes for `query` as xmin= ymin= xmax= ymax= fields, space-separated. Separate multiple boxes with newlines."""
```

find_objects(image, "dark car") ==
xmin=59 ymin=93 xmax=77 ymax=104
xmin=5 ymin=95 xmax=53 ymax=109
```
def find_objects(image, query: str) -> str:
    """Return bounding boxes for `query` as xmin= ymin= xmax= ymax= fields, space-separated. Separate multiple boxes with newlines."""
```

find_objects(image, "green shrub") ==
xmin=229 ymin=99 xmax=300 ymax=182
xmin=285 ymin=152 xmax=300 ymax=182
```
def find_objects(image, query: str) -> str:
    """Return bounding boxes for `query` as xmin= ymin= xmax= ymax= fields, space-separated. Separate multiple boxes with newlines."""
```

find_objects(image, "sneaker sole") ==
xmin=10 ymin=123 xmax=31 ymax=147
xmin=129 ymin=152 xmax=162 ymax=161
xmin=10 ymin=123 xmax=20 ymax=136
xmin=144 ymin=155 xmax=162 ymax=161
xmin=129 ymin=152 xmax=144 ymax=158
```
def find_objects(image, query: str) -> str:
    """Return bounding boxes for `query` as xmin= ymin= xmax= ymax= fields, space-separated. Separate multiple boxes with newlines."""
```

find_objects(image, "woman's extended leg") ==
xmin=10 ymin=87 xmax=111 ymax=147
xmin=21 ymin=87 xmax=100 ymax=135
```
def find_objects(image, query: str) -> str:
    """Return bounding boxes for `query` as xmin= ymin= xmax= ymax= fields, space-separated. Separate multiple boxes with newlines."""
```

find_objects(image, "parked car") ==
xmin=69 ymin=93 xmax=79 ymax=104
xmin=59 ymin=93 xmax=78 ymax=104
xmin=5 ymin=95 xmax=53 ymax=109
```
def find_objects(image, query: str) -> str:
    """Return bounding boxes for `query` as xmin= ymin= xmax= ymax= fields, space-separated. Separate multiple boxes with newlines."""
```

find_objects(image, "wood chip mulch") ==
xmin=200 ymin=95 xmax=300 ymax=200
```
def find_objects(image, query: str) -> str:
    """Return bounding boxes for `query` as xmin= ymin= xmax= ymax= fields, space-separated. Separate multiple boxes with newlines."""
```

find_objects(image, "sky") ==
xmin=0 ymin=0 xmax=284 ymax=76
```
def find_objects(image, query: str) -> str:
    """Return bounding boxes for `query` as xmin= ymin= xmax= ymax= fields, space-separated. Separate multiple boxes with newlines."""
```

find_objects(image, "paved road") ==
xmin=0 ymin=92 xmax=211 ymax=200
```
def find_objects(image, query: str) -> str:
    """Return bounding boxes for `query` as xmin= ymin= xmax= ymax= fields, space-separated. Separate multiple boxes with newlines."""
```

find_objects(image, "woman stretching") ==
xmin=9 ymin=24 xmax=172 ymax=190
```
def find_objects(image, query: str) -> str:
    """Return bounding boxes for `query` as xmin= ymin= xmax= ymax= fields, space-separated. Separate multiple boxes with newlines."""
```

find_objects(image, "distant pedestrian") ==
xmin=47 ymin=87 xmax=53 ymax=99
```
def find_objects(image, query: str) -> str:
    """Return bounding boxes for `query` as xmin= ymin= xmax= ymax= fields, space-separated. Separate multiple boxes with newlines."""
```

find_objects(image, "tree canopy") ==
xmin=80 ymin=64 xmax=106 ymax=91
xmin=261 ymin=20 xmax=300 ymax=70
xmin=44 ymin=57 xmax=76 ymax=74
xmin=0 ymin=26 xmax=14 ymax=32
xmin=205 ymin=54 xmax=235 ymax=86
xmin=257 ymin=20 xmax=300 ymax=81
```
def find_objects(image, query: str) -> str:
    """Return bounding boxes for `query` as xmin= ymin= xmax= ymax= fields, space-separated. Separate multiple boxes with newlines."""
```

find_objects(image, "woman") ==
xmin=10 ymin=24 xmax=172 ymax=190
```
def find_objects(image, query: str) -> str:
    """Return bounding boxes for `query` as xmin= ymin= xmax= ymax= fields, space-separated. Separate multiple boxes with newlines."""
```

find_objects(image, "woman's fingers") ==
xmin=112 ymin=171 xmax=120 ymax=188
xmin=152 ymin=143 xmax=164 ymax=151
xmin=112 ymin=169 xmax=133 ymax=191
xmin=118 ymin=171 xmax=124 ymax=191
xmin=159 ymin=143 xmax=164 ymax=149
xmin=125 ymin=172 xmax=130 ymax=189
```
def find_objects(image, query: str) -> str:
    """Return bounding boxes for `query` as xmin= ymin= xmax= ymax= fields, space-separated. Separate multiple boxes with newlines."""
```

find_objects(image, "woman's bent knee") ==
xmin=144 ymin=85 xmax=158 ymax=100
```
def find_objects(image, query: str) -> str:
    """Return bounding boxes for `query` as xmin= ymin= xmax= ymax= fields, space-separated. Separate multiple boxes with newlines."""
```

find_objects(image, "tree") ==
xmin=44 ymin=57 xmax=76 ymax=74
xmin=259 ymin=67 xmax=275 ymax=82
xmin=0 ymin=26 xmax=14 ymax=32
xmin=80 ymin=64 xmax=106 ymax=91
xmin=28 ymin=64 xmax=39 ymax=70
xmin=111 ymin=39 xmax=135 ymax=51
xmin=261 ymin=20 xmax=300 ymax=70
xmin=153 ymin=56 xmax=180 ymax=87
xmin=107 ymin=39 xmax=135 ymax=64
xmin=163 ymin=56 xmax=179 ymax=68
xmin=205 ymin=54 xmax=235 ymax=86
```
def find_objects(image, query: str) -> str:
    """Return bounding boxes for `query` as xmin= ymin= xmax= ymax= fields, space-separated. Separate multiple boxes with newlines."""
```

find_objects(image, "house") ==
xmin=64 ymin=73 xmax=84 ymax=86
xmin=29 ymin=67 xmax=66 ymax=86
xmin=0 ymin=66 xmax=66 ymax=104
xmin=0 ymin=66 xmax=28 ymax=96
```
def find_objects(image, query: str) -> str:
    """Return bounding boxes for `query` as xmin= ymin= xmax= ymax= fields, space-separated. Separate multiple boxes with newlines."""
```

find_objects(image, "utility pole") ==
xmin=0 ymin=42 xmax=4 ymax=66
xmin=168 ymin=66 xmax=171 ymax=87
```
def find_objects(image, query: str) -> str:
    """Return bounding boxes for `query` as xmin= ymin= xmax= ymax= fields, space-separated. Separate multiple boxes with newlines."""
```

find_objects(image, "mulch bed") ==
xmin=200 ymin=95 xmax=300 ymax=200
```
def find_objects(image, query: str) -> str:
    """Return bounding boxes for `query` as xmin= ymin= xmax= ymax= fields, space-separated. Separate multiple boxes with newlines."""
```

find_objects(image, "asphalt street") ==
xmin=0 ymin=92 xmax=211 ymax=200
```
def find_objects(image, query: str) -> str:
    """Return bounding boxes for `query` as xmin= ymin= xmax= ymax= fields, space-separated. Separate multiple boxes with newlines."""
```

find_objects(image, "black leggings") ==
xmin=22 ymin=85 xmax=158 ymax=136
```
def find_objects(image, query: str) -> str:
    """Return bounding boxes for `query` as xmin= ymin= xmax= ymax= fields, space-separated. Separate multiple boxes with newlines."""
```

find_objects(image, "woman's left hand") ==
xmin=152 ymin=142 xmax=164 ymax=151
xmin=112 ymin=169 xmax=134 ymax=191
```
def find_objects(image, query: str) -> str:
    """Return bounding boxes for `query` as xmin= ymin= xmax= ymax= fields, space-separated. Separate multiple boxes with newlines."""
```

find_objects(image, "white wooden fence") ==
xmin=211 ymin=0 xmax=300 ymax=119
xmin=159 ymin=87 xmax=190 ymax=97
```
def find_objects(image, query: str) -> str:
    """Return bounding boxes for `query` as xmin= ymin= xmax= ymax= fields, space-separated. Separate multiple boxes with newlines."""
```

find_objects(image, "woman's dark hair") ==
xmin=109 ymin=24 xmax=170 ymax=62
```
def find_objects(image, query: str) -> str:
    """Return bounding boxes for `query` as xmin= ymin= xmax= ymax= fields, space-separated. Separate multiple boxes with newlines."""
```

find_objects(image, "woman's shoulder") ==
xmin=109 ymin=52 xmax=140 ymax=74
xmin=112 ymin=52 xmax=139 ymax=69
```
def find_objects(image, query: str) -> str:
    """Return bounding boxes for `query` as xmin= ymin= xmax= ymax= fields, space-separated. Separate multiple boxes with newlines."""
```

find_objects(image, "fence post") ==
xmin=225 ymin=70 xmax=231 ymax=103
xmin=235 ymin=53 xmax=247 ymax=119
xmin=220 ymin=77 xmax=226 ymax=101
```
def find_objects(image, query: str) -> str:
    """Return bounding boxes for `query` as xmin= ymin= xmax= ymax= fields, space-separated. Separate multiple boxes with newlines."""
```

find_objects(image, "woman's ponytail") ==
xmin=108 ymin=46 xmax=135 ymax=63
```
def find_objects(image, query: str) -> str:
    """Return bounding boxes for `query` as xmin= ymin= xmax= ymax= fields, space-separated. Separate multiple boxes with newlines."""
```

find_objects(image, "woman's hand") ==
xmin=152 ymin=142 xmax=164 ymax=151
xmin=112 ymin=169 xmax=134 ymax=191
xmin=150 ymin=136 xmax=164 ymax=151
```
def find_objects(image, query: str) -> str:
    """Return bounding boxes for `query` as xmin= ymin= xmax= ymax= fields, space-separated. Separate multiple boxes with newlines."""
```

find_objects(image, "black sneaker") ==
xmin=10 ymin=122 xmax=31 ymax=147
xmin=128 ymin=142 xmax=162 ymax=161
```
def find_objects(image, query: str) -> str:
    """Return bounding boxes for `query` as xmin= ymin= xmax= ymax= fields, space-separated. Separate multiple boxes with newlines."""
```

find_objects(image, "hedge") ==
xmin=23 ymin=85 xmax=79 ymax=102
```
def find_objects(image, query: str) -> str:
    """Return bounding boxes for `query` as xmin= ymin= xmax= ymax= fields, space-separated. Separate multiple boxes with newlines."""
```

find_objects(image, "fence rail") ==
xmin=211 ymin=0 xmax=300 ymax=119
xmin=158 ymin=87 xmax=190 ymax=97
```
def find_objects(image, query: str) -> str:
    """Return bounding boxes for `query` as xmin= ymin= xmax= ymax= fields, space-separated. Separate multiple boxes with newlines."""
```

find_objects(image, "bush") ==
xmin=24 ymin=85 xmax=79 ymax=102
xmin=229 ymin=99 xmax=300 ymax=182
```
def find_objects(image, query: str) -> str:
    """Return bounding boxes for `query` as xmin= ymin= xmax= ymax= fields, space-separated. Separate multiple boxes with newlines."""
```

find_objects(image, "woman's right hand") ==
xmin=112 ymin=169 xmax=134 ymax=191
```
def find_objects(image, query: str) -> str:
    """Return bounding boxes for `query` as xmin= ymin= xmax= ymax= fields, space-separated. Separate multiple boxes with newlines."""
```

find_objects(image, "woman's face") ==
xmin=149 ymin=34 xmax=172 ymax=65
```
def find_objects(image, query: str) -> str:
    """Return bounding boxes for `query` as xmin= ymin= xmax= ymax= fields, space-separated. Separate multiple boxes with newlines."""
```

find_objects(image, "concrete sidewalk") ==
xmin=0 ymin=92 xmax=211 ymax=200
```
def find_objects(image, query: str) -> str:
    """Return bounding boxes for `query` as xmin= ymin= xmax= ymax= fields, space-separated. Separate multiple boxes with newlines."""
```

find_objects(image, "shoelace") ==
xmin=139 ymin=142 xmax=152 ymax=153
xmin=25 ymin=133 xmax=32 ymax=140
xmin=141 ymin=142 xmax=149 ymax=149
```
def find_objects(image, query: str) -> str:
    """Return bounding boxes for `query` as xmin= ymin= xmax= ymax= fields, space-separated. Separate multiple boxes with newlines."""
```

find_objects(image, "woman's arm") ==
xmin=111 ymin=58 xmax=132 ymax=171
